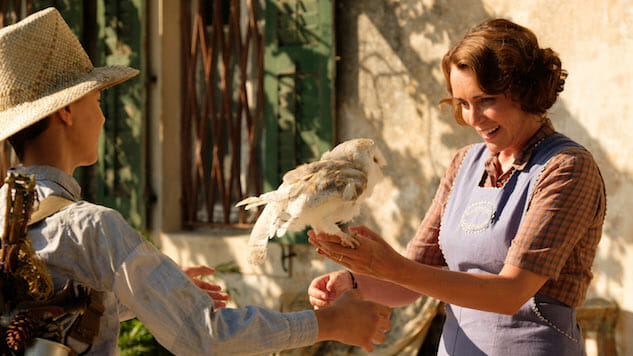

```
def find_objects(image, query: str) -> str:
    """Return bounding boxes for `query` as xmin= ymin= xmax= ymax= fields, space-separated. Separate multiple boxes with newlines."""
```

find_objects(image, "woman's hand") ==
xmin=308 ymin=270 xmax=354 ymax=309
xmin=308 ymin=226 xmax=406 ymax=283
xmin=182 ymin=265 xmax=230 ymax=309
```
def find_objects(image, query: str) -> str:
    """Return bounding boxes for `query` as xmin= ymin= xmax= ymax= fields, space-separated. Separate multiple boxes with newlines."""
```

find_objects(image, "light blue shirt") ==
xmin=0 ymin=165 xmax=317 ymax=355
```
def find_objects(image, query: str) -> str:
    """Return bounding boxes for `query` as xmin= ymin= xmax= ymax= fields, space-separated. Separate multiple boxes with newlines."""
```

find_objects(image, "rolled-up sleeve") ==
xmin=113 ymin=241 xmax=318 ymax=355
xmin=505 ymin=148 xmax=606 ymax=306
xmin=85 ymin=209 xmax=319 ymax=355
xmin=505 ymin=149 xmax=605 ymax=278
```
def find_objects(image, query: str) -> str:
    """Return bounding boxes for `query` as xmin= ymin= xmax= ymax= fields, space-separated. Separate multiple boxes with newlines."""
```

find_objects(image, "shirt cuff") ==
xmin=286 ymin=310 xmax=319 ymax=348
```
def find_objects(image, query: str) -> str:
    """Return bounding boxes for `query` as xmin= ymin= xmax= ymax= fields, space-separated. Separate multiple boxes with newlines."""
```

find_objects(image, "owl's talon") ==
xmin=339 ymin=232 xmax=360 ymax=249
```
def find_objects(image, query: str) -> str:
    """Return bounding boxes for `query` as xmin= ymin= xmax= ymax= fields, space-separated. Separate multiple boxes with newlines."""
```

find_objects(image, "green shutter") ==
xmin=29 ymin=1 xmax=145 ymax=230
xmin=96 ymin=0 xmax=145 ymax=230
xmin=264 ymin=0 xmax=335 ymax=244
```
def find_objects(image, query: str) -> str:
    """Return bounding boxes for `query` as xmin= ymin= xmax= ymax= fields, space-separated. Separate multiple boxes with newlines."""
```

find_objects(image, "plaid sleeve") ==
xmin=505 ymin=148 xmax=606 ymax=280
xmin=406 ymin=147 xmax=470 ymax=266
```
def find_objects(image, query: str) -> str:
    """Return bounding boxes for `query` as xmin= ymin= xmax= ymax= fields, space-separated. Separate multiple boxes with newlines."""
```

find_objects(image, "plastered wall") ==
xmin=335 ymin=0 xmax=633 ymax=354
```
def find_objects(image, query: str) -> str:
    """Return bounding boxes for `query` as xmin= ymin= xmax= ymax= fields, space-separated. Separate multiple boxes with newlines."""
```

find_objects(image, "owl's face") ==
xmin=370 ymin=144 xmax=387 ymax=169
xmin=364 ymin=143 xmax=387 ymax=189
xmin=334 ymin=139 xmax=386 ymax=198
xmin=322 ymin=138 xmax=387 ymax=173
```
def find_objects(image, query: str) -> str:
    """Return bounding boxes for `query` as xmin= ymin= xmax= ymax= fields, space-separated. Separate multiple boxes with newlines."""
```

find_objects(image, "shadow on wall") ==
xmin=551 ymin=103 xmax=629 ymax=297
xmin=336 ymin=0 xmax=628 ymax=302
xmin=335 ymin=0 xmax=489 ymax=246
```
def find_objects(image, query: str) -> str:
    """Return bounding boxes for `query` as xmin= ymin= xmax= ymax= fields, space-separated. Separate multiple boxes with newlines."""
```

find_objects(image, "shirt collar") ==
xmin=488 ymin=118 xmax=556 ymax=171
xmin=10 ymin=165 xmax=82 ymax=200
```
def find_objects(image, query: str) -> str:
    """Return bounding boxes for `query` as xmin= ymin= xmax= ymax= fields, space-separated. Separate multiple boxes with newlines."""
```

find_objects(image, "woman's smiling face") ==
xmin=449 ymin=65 xmax=542 ymax=163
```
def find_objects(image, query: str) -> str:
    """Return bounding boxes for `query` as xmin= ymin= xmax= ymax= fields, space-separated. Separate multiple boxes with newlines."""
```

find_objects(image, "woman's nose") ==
xmin=464 ymin=106 xmax=483 ymax=126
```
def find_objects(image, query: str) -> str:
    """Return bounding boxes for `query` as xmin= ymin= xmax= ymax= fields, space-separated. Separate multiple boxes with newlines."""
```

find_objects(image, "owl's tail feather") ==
xmin=235 ymin=196 xmax=265 ymax=210
xmin=247 ymin=205 xmax=277 ymax=265
xmin=236 ymin=190 xmax=285 ymax=210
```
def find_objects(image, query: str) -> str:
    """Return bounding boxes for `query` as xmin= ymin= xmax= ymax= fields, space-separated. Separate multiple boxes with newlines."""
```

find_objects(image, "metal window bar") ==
xmin=181 ymin=0 xmax=264 ymax=227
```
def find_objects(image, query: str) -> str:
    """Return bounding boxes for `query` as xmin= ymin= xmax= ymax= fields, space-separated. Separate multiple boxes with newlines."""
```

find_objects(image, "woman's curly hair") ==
xmin=440 ymin=19 xmax=567 ymax=125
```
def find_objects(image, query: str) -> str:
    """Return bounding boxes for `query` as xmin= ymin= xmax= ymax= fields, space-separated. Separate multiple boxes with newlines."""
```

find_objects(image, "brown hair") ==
xmin=440 ymin=19 xmax=567 ymax=125
xmin=8 ymin=117 xmax=50 ymax=161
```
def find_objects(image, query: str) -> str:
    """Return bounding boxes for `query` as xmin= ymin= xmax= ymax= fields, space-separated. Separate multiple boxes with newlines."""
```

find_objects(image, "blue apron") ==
xmin=437 ymin=134 xmax=585 ymax=355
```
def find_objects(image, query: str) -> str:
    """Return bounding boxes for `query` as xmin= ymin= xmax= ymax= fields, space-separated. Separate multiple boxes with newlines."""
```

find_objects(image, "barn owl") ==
xmin=236 ymin=138 xmax=387 ymax=264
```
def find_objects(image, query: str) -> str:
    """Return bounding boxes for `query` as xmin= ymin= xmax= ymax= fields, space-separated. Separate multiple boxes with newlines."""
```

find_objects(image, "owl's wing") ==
xmin=285 ymin=160 xmax=364 ymax=194
xmin=246 ymin=202 xmax=281 ymax=264
xmin=296 ymin=159 xmax=368 ymax=205
xmin=280 ymin=160 xmax=368 ymax=229
xmin=243 ymin=159 xmax=368 ymax=264
xmin=236 ymin=160 xmax=325 ymax=210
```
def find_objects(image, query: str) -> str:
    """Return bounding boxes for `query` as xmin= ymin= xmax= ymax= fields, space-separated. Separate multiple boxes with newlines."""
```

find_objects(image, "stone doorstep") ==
xmin=576 ymin=298 xmax=618 ymax=356
xmin=577 ymin=298 xmax=618 ymax=331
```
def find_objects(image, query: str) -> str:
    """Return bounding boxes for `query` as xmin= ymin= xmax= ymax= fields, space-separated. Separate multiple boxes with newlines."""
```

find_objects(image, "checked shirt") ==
xmin=406 ymin=120 xmax=606 ymax=307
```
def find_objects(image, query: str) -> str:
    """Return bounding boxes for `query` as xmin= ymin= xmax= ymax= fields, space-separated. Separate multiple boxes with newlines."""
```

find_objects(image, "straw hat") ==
xmin=0 ymin=7 xmax=139 ymax=142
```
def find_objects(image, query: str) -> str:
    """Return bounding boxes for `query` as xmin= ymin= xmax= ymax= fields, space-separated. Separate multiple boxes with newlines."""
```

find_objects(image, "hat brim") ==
xmin=0 ymin=65 xmax=139 ymax=142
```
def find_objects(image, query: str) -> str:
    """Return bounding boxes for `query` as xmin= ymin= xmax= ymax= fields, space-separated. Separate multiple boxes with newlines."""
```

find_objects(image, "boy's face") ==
xmin=67 ymin=91 xmax=105 ymax=166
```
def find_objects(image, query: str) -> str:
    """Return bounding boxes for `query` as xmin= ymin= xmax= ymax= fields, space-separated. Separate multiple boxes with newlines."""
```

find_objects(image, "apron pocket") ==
xmin=530 ymin=295 xmax=580 ymax=344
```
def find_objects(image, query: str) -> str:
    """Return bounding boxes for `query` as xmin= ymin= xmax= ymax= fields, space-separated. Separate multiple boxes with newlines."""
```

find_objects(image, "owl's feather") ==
xmin=236 ymin=138 xmax=387 ymax=264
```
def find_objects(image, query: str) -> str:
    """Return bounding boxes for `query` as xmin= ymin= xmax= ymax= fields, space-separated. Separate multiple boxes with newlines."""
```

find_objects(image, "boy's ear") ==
xmin=55 ymin=105 xmax=73 ymax=125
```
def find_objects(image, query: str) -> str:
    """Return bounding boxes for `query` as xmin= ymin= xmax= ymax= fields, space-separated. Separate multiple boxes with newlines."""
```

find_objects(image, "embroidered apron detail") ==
xmin=460 ymin=201 xmax=495 ymax=233
xmin=437 ymin=133 xmax=585 ymax=355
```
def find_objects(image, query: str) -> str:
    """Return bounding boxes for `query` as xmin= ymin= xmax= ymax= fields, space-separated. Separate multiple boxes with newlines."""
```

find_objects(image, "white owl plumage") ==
xmin=236 ymin=138 xmax=387 ymax=264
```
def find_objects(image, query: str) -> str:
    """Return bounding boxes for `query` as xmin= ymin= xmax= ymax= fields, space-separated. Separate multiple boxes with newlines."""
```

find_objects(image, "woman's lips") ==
xmin=481 ymin=126 xmax=500 ymax=140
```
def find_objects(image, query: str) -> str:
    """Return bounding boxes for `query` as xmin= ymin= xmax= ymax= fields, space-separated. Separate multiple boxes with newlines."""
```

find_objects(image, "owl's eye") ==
xmin=373 ymin=157 xmax=378 ymax=163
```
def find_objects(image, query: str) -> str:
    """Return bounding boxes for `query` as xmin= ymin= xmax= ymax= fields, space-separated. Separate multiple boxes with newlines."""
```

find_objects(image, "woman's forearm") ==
xmin=355 ymin=273 xmax=422 ymax=307
xmin=389 ymin=260 xmax=548 ymax=315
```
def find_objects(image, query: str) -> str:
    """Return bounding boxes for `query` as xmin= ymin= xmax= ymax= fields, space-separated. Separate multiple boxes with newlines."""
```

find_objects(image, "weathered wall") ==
xmin=335 ymin=0 xmax=633 ymax=354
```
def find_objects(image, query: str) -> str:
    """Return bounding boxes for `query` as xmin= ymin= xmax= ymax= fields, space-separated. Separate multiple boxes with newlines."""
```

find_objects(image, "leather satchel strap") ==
xmin=25 ymin=196 xmax=104 ymax=352
xmin=67 ymin=289 xmax=105 ymax=346
xmin=28 ymin=195 xmax=75 ymax=226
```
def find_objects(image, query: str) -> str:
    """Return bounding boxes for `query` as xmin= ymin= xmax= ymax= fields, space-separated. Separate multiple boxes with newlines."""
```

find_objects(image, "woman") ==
xmin=309 ymin=19 xmax=606 ymax=355
xmin=0 ymin=8 xmax=391 ymax=355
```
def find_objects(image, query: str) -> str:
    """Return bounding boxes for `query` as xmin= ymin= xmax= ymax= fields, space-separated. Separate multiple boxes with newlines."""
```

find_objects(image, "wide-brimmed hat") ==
xmin=0 ymin=7 xmax=139 ymax=142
